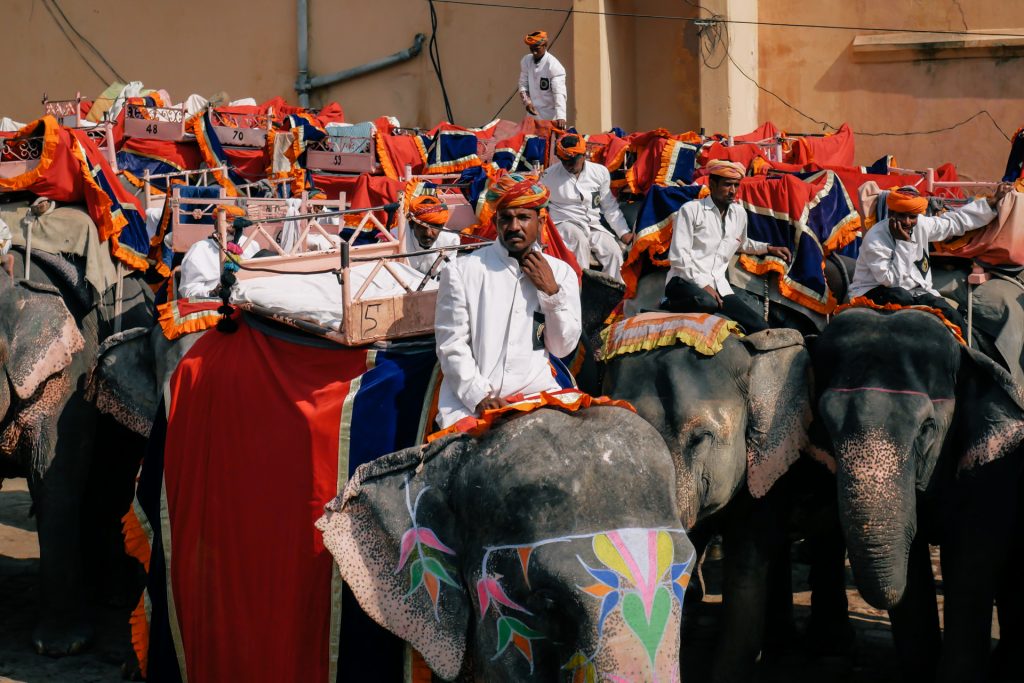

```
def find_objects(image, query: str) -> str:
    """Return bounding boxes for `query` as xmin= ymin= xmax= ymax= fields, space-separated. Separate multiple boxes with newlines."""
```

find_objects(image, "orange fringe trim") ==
xmin=122 ymin=504 xmax=152 ymax=572
xmin=836 ymin=296 xmax=966 ymax=344
xmin=375 ymin=133 xmax=400 ymax=181
xmin=409 ymin=649 xmax=432 ymax=683
xmin=129 ymin=593 xmax=150 ymax=678
xmin=157 ymin=299 xmax=223 ymax=340
xmin=737 ymin=254 xmax=837 ymax=315
xmin=427 ymin=389 xmax=635 ymax=442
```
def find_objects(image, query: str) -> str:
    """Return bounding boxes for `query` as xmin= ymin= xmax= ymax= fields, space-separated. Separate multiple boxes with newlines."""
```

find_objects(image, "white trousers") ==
xmin=554 ymin=221 xmax=624 ymax=282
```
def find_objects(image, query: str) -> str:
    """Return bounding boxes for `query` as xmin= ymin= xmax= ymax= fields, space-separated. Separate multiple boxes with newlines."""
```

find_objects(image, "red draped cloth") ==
xmin=163 ymin=321 xmax=370 ymax=683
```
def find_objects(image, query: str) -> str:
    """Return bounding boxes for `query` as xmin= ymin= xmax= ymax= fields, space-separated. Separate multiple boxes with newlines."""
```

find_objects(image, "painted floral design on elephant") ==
xmin=396 ymin=479 xmax=458 ymax=619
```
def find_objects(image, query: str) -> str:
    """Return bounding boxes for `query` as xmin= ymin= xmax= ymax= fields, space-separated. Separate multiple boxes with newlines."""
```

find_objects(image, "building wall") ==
xmin=1 ymin=0 xmax=574 ymax=129
xmin=757 ymin=0 xmax=1024 ymax=179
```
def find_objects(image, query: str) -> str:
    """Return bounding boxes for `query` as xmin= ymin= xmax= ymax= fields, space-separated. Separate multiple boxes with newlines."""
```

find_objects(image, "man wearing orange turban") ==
xmin=541 ymin=133 xmax=632 ymax=281
xmin=663 ymin=160 xmax=791 ymax=332
xmin=848 ymin=183 xmax=1012 ymax=327
xmin=434 ymin=174 xmax=581 ymax=428
xmin=518 ymin=30 xmax=567 ymax=129
xmin=404 ymin=193 xmax=461 ymax=278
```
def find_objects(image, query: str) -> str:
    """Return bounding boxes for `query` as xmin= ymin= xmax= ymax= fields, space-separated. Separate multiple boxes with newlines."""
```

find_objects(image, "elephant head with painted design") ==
xmin=317 ymin=407 xmax=695 ymax=681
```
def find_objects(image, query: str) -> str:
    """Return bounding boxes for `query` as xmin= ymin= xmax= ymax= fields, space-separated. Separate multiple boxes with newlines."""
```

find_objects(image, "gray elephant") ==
xmin=318 ymin=406 xmax=696 ymax=681
xmin=0 ymin=248 xmax=153 ymax=656
xmin=600 ymin=303 xmax=842 ymax=681
xmin=811 ymin=307 xmax=1024 ymax=682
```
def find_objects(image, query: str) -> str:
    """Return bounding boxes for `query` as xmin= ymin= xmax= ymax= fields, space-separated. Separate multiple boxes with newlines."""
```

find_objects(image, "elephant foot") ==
xmin=32 ymin=616 xmax=94 ymax=657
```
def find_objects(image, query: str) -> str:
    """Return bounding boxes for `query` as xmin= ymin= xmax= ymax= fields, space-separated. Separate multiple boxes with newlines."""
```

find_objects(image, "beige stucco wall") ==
xmin=0 ymin=0 xmax=574 ymax=129
xmin=757 ymin=1 xmax=1024 ymax=179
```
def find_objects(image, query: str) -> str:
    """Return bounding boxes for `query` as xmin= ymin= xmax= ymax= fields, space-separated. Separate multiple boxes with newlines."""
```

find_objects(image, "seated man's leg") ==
xmin=863 ymin=285 xmax=915 ymax=307
xmin=912 ymin=292 xmax=966 ymax=330
xmin=664 ymin=277 xmax=720 ymax=313
xmin=589 ymin=228 xmax=624 ymax=282
xmin=554 ymin=221 xmax=590 ymax=270
xmin=721 ymin=294 xmax=768 ymax=333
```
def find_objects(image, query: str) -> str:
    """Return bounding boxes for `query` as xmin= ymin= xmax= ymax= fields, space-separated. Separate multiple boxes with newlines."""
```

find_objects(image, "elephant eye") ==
xmin=688 ymin=430 xmax=714 ymax=447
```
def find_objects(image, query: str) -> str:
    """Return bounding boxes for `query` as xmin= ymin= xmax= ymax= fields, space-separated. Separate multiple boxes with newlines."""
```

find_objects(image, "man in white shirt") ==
xmin=541 ymin=134 xmax=632 ymax=282
xmin=664 ymin=160 xmax=791 ymax=333
xmin=403 ymin=194 xmax=461 ymax=280
xmin=518 ymin=31 xmax=567 ymax=129
xmin=434 ymin=176 xmax=581 ymax=429
xmin=848 ymin=184 xmax=1011 ymax=328
xmin=179 ymin=231 xmax=260 ymax=298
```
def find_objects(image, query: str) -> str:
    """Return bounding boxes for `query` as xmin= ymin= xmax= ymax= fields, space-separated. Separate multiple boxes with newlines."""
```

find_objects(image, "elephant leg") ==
xmin=939 ymin=458 xmax=1020 ymax=683
xmin=888 ymin=534 xmax=941 ymax=682
xmin=711 ymin=496 xmax=783 ymax=683
xmin=805 ymin=508 xmax=854 ymax=657
xmin=992 ymin=525 xmax=1024 ymax=682
xmin=29 ymin=402 xmax=96 ymax=656
xmin=763 ymin=537 xmax=796 ymax=653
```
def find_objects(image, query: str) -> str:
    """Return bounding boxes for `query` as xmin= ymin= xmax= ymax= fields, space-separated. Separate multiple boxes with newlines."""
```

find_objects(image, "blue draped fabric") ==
xmin=1003 ymin=127 xmax=1024 ymax=182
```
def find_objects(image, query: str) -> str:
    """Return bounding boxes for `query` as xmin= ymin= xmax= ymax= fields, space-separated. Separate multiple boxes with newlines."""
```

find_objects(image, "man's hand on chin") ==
xmin=521 ymin=251 xmax=559 ymax=295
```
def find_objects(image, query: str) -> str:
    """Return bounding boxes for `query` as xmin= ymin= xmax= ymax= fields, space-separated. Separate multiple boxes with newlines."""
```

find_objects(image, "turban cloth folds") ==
xmin=706 ymin=159 xmax=746 ymax=180
xmin=555 ymin=134 xmax=587 ymax=161
xmin=524 ymin=31 xmax=548 ymax=46
xmin=886 ymin=189 xmax=928 ymax=215
xmin=408 ymin=195 xmax=450 ymax=227
xmin=486 ymin=172 xmax=550 ymax=212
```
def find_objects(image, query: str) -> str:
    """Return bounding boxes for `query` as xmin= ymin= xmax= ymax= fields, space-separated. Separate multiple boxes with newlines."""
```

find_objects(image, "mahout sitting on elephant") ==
xmin=318 ymin=406 xmax=696 ymax=681
xmin=811 ymin=307 xmax=1024 ymax=682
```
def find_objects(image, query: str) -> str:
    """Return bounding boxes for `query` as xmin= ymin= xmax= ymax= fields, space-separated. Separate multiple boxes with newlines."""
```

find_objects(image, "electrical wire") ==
xmin=40 ymin=0 xmax=107 ymax=85
xmin=431 ymin=0 xmax=1020 ymax=39
xmin=488 ymin=1 xmax=573 ymax=122
xmin=428 ymin=0 xmax=456 ymax=123
xmin=47 ymin=0 xmax=125 ymax=82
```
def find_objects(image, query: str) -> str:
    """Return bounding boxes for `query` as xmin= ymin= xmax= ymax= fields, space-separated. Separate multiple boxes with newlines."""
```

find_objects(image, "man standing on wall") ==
xmin=518 ymin=30 xmax=567 ymax=130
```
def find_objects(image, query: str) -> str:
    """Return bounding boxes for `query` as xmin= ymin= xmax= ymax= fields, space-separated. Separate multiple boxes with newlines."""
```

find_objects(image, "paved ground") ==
xmin=0 ymin=478 xmax=999 ymax=682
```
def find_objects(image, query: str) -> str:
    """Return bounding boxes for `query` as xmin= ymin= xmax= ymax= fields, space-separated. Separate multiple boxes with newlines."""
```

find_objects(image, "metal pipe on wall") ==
xmin=295 ymin=0 xmax=423 ymax=105
xmin=297 ymin=0 xmax=309 ymax=107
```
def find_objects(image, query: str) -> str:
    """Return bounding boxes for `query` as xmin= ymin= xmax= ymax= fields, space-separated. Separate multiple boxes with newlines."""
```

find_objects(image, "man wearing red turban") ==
xmin=541 ymin=133 xmax=632 ymax=282
xmin=434 ymin=175 xmax=581 ymax=428
xmin=518 ymin=30 xmax=567 ymax=129
xmin=663 ymin=160 xmax=791 ymax=332
xmin=848 ymin=183 xmax=1012 ymax=327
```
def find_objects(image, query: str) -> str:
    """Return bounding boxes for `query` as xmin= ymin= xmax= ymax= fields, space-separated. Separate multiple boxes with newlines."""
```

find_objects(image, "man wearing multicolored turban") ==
xmin=848 ymin=183 xmax=1012 ymax=328
xmin=434 ymin=174 xmax=581 ymax=428
xmin=404 ymin=193 xmax=461 ymax=278
xmin=663 ymin=160 xmax=791 ymax=333
xmin=518 ymin=30 xmax=567 ymax=129
xmin=541 ymin=133 xmax=632 ymax=281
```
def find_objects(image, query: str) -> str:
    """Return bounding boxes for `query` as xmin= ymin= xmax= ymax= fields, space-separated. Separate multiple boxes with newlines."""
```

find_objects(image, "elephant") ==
xmin=0 ymin=248 xmax=153 ymax=656
xmin=600 ymin=307 xmax=851 ymax=681
xmin=317 ymin=406 xmax=696 ymax=682
xmin=811 ymin=307 xmax=1024 ymax=682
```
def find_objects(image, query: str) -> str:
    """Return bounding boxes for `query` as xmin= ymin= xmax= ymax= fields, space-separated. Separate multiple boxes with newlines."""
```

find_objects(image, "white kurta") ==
xmin=178 ymin=237 xmax=261 ymax=299
xmin=434 ymin=242 xmax=581 ymax=428
xmin=542 ymin=160 xmax=629 ymax=279
xmin=848 ymin=198 xmax=996 ymax=298
xmin=518 ymin=52 xmax=567 ymax=121
xmin=665 ymin=196 xmax=768 ymax=296
xmin=403 ymin=224 xmax=461 ymax=278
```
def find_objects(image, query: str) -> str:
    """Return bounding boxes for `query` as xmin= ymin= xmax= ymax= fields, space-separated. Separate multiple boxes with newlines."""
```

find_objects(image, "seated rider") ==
xmin=404 ymin=194 xmax=461 ymax=279
xmin=179 ymin=230 xmax=260 ymax=299
xmin=848 ymin=183 xmax=1012 ymax=329
xmin=663 ymin=160 xmax=791 ymax=333
xmin=541 ymin=133 xmax=633 ymax=282
xmin=434 ymin=177 xmax=581 ymax=428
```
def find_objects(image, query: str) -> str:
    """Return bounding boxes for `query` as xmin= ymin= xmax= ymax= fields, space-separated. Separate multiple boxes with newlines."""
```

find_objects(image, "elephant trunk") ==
xmin=834 ymin=431 xmax=917 ymax=610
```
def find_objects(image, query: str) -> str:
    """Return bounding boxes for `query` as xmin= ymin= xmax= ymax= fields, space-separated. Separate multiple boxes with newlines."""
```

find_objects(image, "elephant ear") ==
xmin=739 ymin=328 xmax=813 ymax=497
xmin=316 ymin=435 xmax=472 ymax=681
xmin=957 ymin=345 xmax=1024 ymax=471
xmin=87 ymin=327 xmax=158 ymax=436
xmin=6 ymin=282 xmax=85 ymax=400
